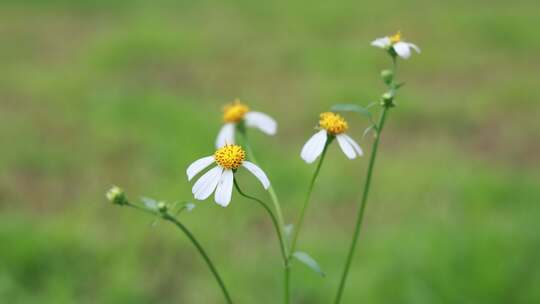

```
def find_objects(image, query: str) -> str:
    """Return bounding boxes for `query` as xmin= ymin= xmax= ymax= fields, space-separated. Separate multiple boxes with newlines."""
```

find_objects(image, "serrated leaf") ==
xmin=293 ymin=251 xmax=325 ymax=277
xmin=331 ymin=104 xmax=372 ymax=118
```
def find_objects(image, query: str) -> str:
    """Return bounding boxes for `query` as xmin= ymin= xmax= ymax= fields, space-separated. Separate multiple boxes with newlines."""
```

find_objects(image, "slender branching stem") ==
xmin=237 ymin=129 xmax=287 ymax=248
xmin=290 ymin=140 xmax=330 ymax=253
xmin=124 ymin=202 xmax=234 ymax=304
xmin=233 ymin=179 xmax=290 ymax=304
xmin=333 ymin=56 xmax=398 ymax=304
xmin=282 ymin=139 xmax=330 ymax=302
xmin=237 ymin=129 xmax=291 ymax=303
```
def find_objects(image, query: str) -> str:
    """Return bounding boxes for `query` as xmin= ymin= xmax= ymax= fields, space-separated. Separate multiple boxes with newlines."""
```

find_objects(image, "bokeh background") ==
xmin=1 ymin=0 xmax=539 ymax=303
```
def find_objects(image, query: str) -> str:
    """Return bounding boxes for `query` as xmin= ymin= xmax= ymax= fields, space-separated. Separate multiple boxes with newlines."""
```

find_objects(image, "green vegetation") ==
xmin=1 ymin=0 xmax=539 ymax=303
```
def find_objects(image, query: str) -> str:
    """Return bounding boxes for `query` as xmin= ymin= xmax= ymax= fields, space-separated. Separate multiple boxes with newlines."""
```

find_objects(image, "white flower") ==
xmin=216 ymin=99 xmax=277 ymax=148
xmin=301 ymin=112 xmax=363 ymax=164
xmin=371 ymin=31 xmax=420 ymax=59
xmin=187 ymin=145 xmax=270 ymax=207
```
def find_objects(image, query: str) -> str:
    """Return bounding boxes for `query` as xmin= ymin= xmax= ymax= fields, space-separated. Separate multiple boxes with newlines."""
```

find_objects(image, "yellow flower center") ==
xmin=389 ymin=31 xmax=402 ymax=44
xmin=319 ymin=112 xmax=349 ymax=135
xmin=214 ymin=145 xmax=246 ymax=170
xmin=223 ymin=99 xmax=250 ymax=123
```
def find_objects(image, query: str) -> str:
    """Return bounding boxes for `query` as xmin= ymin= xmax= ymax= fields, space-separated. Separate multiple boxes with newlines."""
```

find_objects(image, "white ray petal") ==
xmin=408 ymin=43 xmax=421 ymax=54
xmin=216 ymin=123 xmax=236 ymax=148
xmin=214 ymin=169 xmax=234 ymax=207
xmin=393 ymin=42 xmax=411 ymax=59
xmin=300 ymin=130 xmax=328 ymax=164
xmin=242 ymin=161 xmax=270 ymax=190
xmin=343 ymin=134 xmax=363 ymax=156
xmin=337 ymin=134 xmax=357 ymax=159
xmin=371 ymin=37 xmax=391 ymax=48
xmin=192 ymin=166 xmax=223 ymax=200
xmin=186 ymin=156 xmax=215 ymax=181
xmin=245 ymin=111 xmax=277 ymax=135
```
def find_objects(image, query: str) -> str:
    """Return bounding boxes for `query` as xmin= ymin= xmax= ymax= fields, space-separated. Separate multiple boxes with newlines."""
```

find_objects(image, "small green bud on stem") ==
xmin=106 ymin=186 xmax=128 ymax=206
xmin=157 ymin=202 xmax=168 ymax=213
xmin=380 ymin=69 xmax=394 ymax=85
xmin=380 ymin=92 xmax=395 ymax=107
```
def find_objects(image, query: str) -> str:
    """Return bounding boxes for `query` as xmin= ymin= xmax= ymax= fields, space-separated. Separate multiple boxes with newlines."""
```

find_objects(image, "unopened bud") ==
xmin=106 ymin=186 xmax=128 ymax=206
xmin=380 ymin=92 xmax=395 ymax=107
xmin=157 ymin=202 xmax=168 ymax=213
xmin=380 ymin=69 xmax=394 ymax=85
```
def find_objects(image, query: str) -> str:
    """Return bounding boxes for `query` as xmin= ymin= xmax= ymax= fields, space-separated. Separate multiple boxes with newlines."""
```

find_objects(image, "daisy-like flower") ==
xmin=371 ymin=31 xmax=420 ymax=59
xmin=187 ymin=144 xmax=270 ymax=207
xmin=301 ymin=112 xmax=363 ymax=163
xmin=216 ymin=99 xmax=277 ymax=148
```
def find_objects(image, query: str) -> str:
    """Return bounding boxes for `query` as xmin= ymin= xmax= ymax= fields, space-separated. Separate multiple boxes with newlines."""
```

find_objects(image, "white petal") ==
xmin=300 ymin=130 xmax=328 ymax=164
xmin=242 ymin=161 xmax=270 ymax=190
xmin=192 ymin=166 xmax=223 ymax=200
xmin=393 ymin=42 xmax=411 ymax=59
xmin=215 ymin=123 xmax=236 ymax=148
xmin=408 ymin=42 xmax=421 ymax=54
xmin=186 ymin=156 xmax=215 ymax=181
xmin=371 ymin=37 xmax=391 ymax=48
xmin=245 ymin=111 xmax=277 ymax=135
xmin=337 ymin=134 xmax=357 ymax=159
xmin=343 ymin=134 xmax=363 ymax=156
xmin=214 ymin=169 xmax=234 ymax=207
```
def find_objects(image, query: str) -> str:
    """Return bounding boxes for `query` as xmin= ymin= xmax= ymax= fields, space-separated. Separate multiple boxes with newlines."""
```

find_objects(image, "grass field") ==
xmin=1 ymin=0 xmax=539 ymax=303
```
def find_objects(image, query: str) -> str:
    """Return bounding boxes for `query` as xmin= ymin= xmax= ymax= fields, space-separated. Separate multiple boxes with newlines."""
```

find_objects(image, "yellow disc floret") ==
xmin=389 ymin=31 xmax=402 ymax=44
xmin=214 ymin=145 xmax=246 ymax=170
xmin=223 ymin=99 xmax=250 ymax=123
xmin=319 ymin=112 xmax=349 ymax=135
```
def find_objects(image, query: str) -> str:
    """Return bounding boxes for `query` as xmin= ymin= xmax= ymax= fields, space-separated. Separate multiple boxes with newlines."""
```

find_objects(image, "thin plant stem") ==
xmin=333 ymin=56 xmax=398 ymax=304
xmin=237 ymin=129 xmax=287 ymax=246
xmin=125 ymin=202 xmax=234 ymax=304
xmin=237 ymin=128 xmax=292 ymax=304
xmin=233 ymin=179 xmax=290 ymax=304
xmin=333 ymin=107 xmax=389 ymax=304
xmin=283 ymin=139 xmax=330 ymax=302
xmin=290 ymin=140 xmax=330 ymax=253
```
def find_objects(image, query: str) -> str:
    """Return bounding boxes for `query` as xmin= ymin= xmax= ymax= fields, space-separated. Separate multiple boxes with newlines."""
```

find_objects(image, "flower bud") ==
xmin=157 ymin=202 xmax=168 ymax=213
xmin=380 ymin=92 xmax=395 ymax=107
xmin=380 ymin=69 xmax=394 ymax=85
xmin=106 ymin=186 xmax=128 ymax=206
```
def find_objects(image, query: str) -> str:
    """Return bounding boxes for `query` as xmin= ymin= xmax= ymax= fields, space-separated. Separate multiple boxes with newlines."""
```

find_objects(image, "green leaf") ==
xmin=331 ymin=104 xmax=372 ymax=118
xmin=293 ymin=251 xmax=325 ymax=277
xmin=362 ymin=124 xmax=377 ymax=140
xmin=394 ymin=82 xmax=406 ymax=89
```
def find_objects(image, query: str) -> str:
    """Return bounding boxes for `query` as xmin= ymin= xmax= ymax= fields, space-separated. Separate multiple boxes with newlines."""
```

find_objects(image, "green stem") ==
xmin=237 ymin=129 xmax=287 ymax=248
xmin=233 ymin=179 xmax=290 ymax=304
xmin=333 ymin=107 xmax=389 ymax=304
xmin=125 ymin=203 xmax=234 ymax=304
xmin=290 ymin=140 xmax=330 ymax=254
xmin=283 ymin=139 xmax=330 ymax=303
xmin=333 ymin=56 xmax=398 ymax=304
xmin=237 ymin=128 xmax=292 ymax=303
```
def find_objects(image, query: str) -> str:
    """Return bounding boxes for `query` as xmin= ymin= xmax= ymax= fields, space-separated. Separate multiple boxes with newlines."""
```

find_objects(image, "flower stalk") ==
xmin=283 ymin=138 xmax=330 ymax=302
xmin=290 ymin=138 xmax=330 ymax=252
xmin=233 ymin=179 xmax=290 ymax=304
xmin=237 ymin=125 xmax=287 ymax=243
xmin=108 ymin=191 xmax=234 ymax=304
xmin=333 ymin=55 xmax=398 ymax=304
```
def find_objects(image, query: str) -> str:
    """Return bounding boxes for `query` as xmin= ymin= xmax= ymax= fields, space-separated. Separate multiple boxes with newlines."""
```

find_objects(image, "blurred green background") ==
xmin=1 ymin=0 xmax=539 ymax=303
